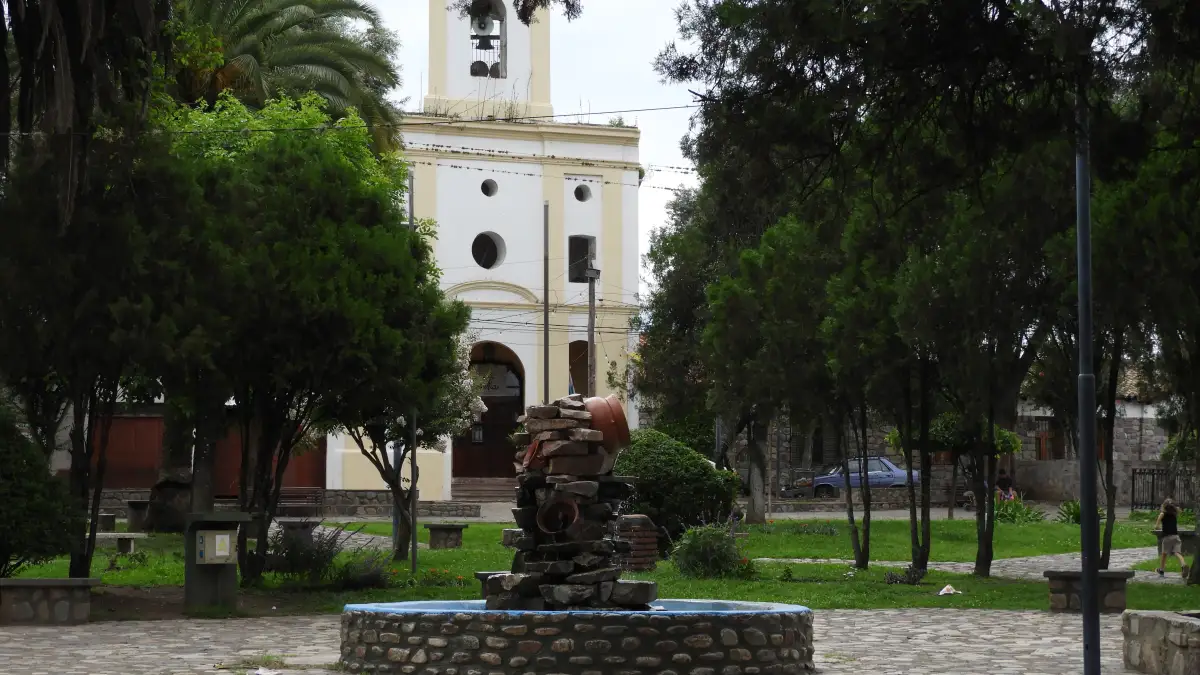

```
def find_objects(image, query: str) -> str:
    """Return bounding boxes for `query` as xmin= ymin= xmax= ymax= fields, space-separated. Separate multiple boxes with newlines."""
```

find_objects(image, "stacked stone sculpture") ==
xmin=482 ymin=394 xmax=658 ymax=611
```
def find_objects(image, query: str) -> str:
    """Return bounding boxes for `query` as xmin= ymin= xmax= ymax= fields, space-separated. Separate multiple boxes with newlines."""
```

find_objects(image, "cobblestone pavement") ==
xmin=760 ymin=546 xmax=1179 ymax=584
xmin=0 ymin=610 xmax=1132 ymax=674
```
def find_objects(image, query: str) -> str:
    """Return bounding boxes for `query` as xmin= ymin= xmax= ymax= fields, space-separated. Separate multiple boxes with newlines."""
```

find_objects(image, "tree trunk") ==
xmin=916 ymin=355 xmax=932 ymax=569
xmin=975 ymin=403 xmax=998 ymax=578
xmin=1098 ymin=332 xmax=1122 ymax=569
xmin=146 ymin=403 xmax=194 ymax=532
xmin=856 ymin=402 xmax=871 ymax=568
xmin=835 ymin=407 xmax=863 ymax=565
xmin=948 ymin=457 xmax=958 ymax=520
xmin=745 ymin=419 xmax=768 ymax=524
xmin=67 ymin=396 xmax=91 ymax=578
xmin=901 ymin=367 xmax=921 ymax=566
xmin=391 ymin=482 xmax=414 ymax=561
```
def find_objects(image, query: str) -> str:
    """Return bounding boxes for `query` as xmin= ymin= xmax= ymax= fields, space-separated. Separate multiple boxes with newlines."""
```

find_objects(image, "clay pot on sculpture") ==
xmin=536 ymin=498 xmax=581 ymax=535
xmin=583 ymin=394 xmax=631 ymax=454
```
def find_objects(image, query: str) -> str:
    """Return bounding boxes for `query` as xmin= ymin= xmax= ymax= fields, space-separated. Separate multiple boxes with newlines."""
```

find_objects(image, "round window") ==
xmin=472 ymin=232 xmax=506 ymax=269
xmin=481 ymin=179 xmax=498 ymax=197
xmin=574 ymin=184 xmax=593 ymax=202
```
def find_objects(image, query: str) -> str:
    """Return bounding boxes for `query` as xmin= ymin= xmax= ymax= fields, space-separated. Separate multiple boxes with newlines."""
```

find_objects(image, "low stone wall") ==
xmin=1124 ymin=610 xmax=1200 ymax=675
xmin=1044 ymin=569 xmax=1133 ymax=613
xmin=96 ymin=489 xmax=481 ymax=519
xmin=0 ymin=578 xmax=99 ymax=625
xmin=340 ymin=602 xmax=815 ymax=674
xmin=323 ymin=491 xmax=482 ymax=519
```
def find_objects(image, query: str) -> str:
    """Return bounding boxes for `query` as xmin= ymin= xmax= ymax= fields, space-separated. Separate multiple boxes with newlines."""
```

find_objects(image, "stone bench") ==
xmin=1154 ymin=530 xmax=1200 ymax=558
xmin=1044 ymin=569 xmax=1134 ymax=613
xmin=423 ymin=523 xmax=467 ymax=549
xmin=1123 ymin=610 xmax=1200 ymax=674
xmin=96 ymin=532 xmax=147 ymax=554
xmin=0 ymin=578 xmax=100 ymax=625
xmin=274 ymin=517 xmax=319 ymax=545
xmin=501 ymin=528 xmax=522 ymax=548
xmin=125 ymin=500 xmax=150 ymax=532
xmin=474 ymin=571 xmax=505 ymax=600
xmin=95 ymin=512 xmax=116 ymax=533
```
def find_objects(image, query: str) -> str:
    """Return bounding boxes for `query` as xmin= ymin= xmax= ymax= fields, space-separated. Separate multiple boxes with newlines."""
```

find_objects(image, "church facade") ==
xmin=325 ymin=0 xmax=643 ymax=500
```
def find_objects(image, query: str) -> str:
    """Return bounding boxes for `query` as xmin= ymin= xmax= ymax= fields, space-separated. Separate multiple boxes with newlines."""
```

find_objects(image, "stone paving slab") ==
xmin=0 ymin=610 xmax=1134 ymax=674
xmin=760 ymin=546 xmax=1181 ymax=584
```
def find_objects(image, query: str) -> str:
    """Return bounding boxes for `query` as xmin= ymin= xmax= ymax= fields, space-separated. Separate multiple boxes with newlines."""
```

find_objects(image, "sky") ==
xmin=375 ymin=0 xmax=702 ymax=296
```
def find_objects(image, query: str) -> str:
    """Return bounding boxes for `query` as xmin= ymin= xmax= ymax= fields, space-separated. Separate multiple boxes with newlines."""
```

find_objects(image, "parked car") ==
xmin=806 ymin=457 xmax=920 ymax=498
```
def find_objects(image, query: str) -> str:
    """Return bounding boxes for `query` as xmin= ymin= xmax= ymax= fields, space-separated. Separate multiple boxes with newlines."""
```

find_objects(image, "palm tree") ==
xmin=176 ymin=0 xmax=401 ymax=147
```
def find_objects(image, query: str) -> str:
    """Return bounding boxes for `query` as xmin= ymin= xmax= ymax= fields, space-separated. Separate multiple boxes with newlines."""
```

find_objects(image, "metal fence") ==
xmin=1131 ymin=467 xmax=1196 ymax=511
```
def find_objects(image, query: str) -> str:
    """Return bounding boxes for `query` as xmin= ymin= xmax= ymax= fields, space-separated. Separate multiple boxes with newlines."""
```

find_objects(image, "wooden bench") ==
xmin=276 ymin=488 xmax=325 ymax=518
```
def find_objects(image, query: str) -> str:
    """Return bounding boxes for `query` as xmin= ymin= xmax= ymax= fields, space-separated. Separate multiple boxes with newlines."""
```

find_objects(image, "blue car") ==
xmin=809 ymin=456 xmax=919 ymax=498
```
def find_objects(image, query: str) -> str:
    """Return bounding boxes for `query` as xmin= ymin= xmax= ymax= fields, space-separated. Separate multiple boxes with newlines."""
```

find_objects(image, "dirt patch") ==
xmin=90 ymin=586 xmax=340 ymax=621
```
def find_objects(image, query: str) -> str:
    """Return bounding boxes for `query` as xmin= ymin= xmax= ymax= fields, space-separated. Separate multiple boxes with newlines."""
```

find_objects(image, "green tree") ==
xmin=326 ymin=296 xmax=478 ymax=560
xmin=173 ymin=0 xmax=401 ymax=148
xmin=165 ymin=95 xmax=454 ymax=583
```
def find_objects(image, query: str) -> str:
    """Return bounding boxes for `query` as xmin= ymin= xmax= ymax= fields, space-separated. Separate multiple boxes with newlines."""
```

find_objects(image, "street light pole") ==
xmin=1075 ymin=72 xmax=1101 ymax=675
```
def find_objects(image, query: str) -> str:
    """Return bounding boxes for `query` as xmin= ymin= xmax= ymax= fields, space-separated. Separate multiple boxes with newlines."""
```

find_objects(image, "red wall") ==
xmin=93 ymin=415 xmax=325 ymax=494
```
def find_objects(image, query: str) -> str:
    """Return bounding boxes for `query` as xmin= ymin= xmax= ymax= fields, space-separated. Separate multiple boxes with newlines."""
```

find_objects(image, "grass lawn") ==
xmin=740 ymin=519 xmax=1157 ymax=562
xmin=16 ymin=519 xmax=1196 ymax=621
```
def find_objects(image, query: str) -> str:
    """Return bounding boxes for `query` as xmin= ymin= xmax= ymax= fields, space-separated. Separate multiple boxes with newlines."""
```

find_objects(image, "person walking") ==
xmin=1155 ymin=498 xmax=1190 ymax=578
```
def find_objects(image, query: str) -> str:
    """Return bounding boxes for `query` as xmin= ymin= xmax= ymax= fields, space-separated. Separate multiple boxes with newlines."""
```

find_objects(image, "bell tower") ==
xmin=425 ymin=0 xmax=553 ymax=120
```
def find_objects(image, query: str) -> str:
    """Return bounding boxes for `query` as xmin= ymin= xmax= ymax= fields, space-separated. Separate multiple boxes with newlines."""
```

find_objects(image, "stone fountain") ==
xmin=339 ymin=394 xmax=816 ymax=673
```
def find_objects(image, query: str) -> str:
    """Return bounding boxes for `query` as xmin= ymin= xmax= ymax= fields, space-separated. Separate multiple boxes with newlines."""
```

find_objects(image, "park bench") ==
xmin=125 ymin=500 xmax=150 ymax=532
xmin=96 ymin=532 xmax=147 ymax=554
xmin=276 ymin=487 xmax=325 ymax=518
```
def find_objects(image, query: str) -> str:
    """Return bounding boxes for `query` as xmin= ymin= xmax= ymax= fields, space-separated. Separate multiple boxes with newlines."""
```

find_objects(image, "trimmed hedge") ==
xmin=614 ymin=429 xmax=739 ymax=543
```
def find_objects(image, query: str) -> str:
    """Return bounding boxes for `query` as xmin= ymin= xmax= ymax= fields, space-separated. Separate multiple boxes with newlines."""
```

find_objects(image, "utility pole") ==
xmin=1075 ymin=72 xmax=1101 ymax=674
xmin=406 ymin=176 xmax=419 ymax=574
xmin=543 ymin=201 xmax=550 ymax=404
xmin=585 ymin=267 xmax=600 ymax=397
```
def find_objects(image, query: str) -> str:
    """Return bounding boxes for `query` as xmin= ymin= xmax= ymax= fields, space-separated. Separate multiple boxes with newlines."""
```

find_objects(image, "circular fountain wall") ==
xmin=340 ymin=599 xmax=815 ymax=674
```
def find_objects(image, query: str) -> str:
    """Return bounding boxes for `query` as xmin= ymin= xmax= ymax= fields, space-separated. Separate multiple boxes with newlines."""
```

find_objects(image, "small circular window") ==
xmin=472 ymin=232 xmax=506 ymax=269
xmin=574 ymin=184 xmax=593 ymax=202
xmin=481 ymin=179 xmax=498 ymax=197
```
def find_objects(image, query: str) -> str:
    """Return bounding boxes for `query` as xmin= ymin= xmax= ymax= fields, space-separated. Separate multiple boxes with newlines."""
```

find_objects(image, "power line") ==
xmin=0 ymin=104 xmax=699 ymax=138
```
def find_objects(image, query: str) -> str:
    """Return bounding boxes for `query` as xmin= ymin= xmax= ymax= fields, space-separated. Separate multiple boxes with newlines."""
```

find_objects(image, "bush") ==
xmin=614 ymin=429 xmax=739 ymax=542
xmin=1056 ymin=499 xmax=1107 ymax=524
xmin=672 ymin=525 xmax=756 ymax=579
xmin=330 ymin=551 xmax=394 ymax=591
xmin=0 ymin=399 xmax=75 ymax=577
xmin=266 ymin=522 xmax=357 ymax=585
xmin=884 ymin=566 xmax=927 ymax=585
xmin=994 ymin=496 xmax=1046 ymax=524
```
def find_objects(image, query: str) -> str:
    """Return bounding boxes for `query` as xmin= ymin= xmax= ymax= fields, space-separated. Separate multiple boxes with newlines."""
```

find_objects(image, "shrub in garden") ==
xmin=994 ymin=495 xmax=1045 ymax=524
xmin=0 ymin=398 xmax=75 ymax=577
xmin=1056 ymin=499 xmax=1106 ymax=525
xmin=330 ymin=551 xmax=394 ymax=591
xmin=884 ymin=565 xmax=928 ymax=585
xmin=614 ymin=429 xmax=739 ymax=543
xmin=672 ymin=525 xmax=757 ymax=579
xmin=266 ymin=522 xmax=359 ymax=585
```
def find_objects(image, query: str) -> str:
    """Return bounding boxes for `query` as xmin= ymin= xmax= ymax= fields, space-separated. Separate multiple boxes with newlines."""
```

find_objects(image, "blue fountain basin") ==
xmin=344 ymin=598 xmax=811 ymax=615
xmin=340 ymin=598 xmax=816 ymax=673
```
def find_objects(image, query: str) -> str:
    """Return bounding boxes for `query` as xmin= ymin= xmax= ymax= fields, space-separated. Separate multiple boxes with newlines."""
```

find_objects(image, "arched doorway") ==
xmin=453 ymin=342 xmax=524 ymax=478
xmin=568 ymin=340 xmax=590 ymax=397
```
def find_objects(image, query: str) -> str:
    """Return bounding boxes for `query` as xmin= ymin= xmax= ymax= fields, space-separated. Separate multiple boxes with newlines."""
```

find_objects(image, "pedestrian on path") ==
xmin=1155 ymin=498 xmax=1190 ymax=578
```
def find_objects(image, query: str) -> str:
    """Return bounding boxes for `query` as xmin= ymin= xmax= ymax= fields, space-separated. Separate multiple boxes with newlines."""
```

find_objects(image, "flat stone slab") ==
xmin=0 ymin=610 xmax=1135 ymax=674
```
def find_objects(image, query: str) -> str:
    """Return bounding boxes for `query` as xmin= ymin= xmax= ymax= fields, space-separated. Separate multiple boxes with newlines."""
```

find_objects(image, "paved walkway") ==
xmin=0 ymin=610 xmax=1132 ymax=674
xmin=759 ymin=546 xmax=1180 ymax=585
